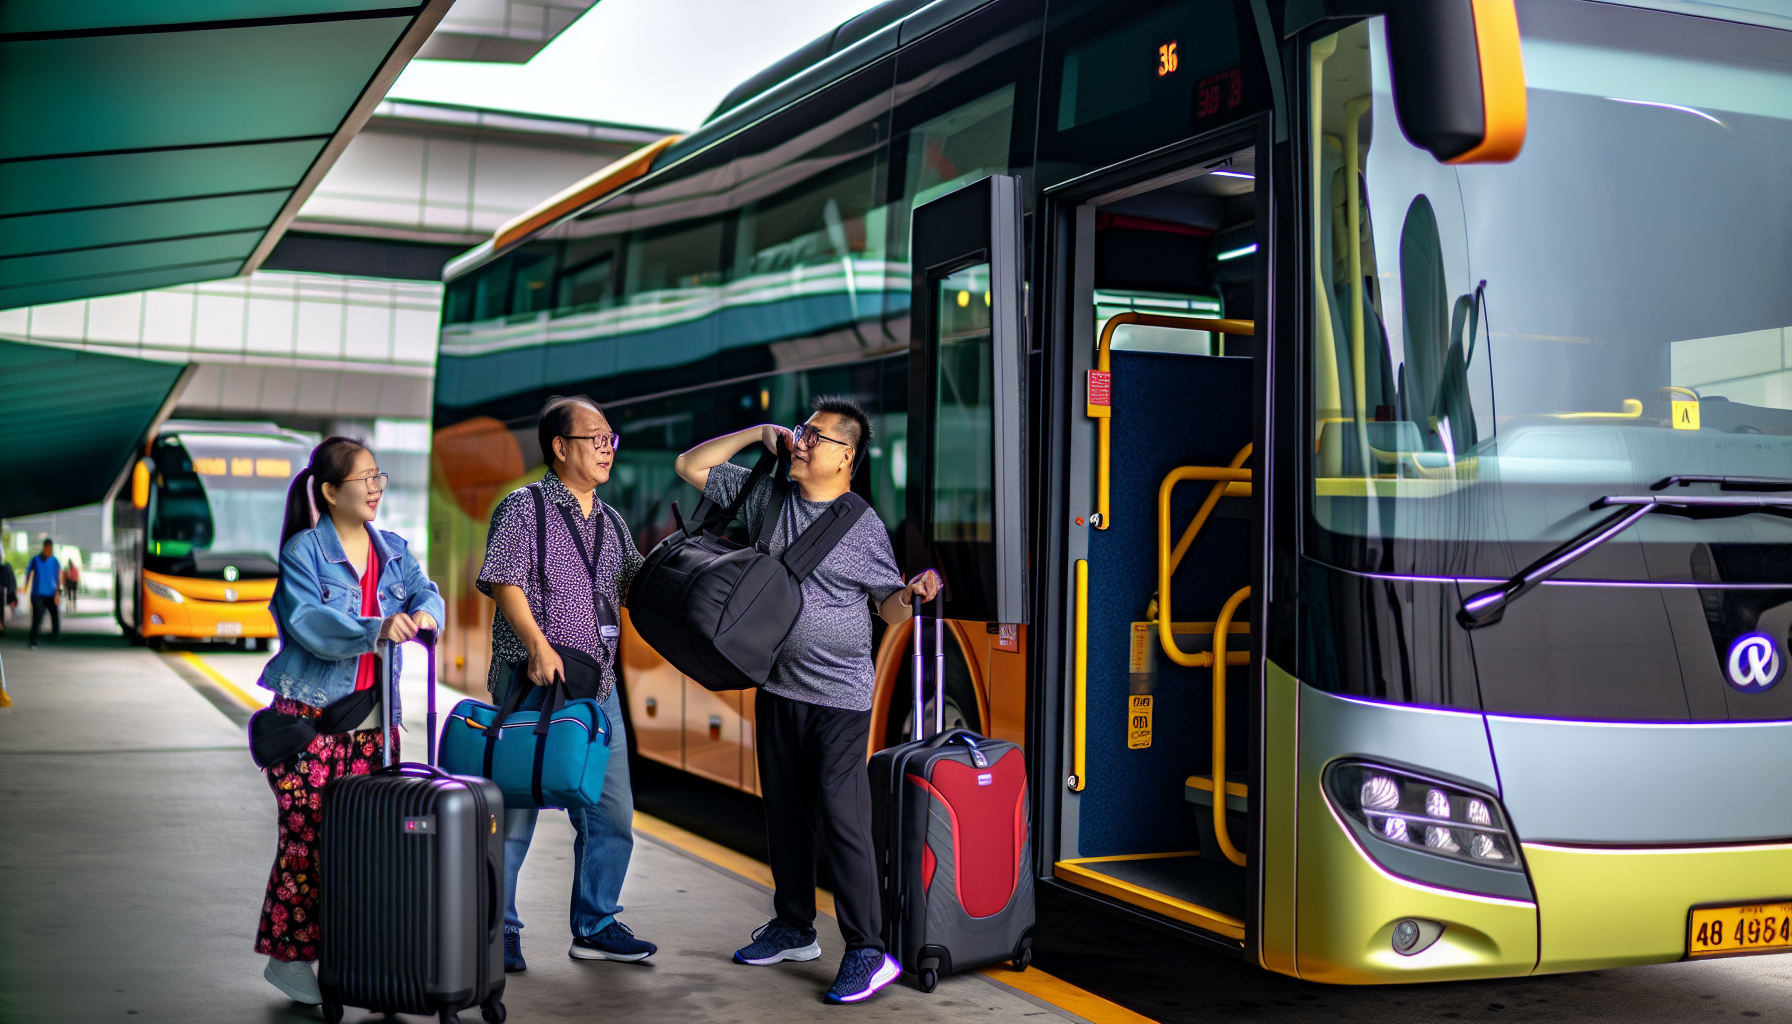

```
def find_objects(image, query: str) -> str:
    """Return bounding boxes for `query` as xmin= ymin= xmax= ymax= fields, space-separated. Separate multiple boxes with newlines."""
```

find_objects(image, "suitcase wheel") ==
xmin=320 ymin=994 xmax=343 ymax=1024
xmin=1011 ymin=946 xmax=1033 ymax=972
xmin=918 ymin=968 xmax=939 ymax=994
xmin=438 ymin=1010 xmax=460 ymax=1024
xmin=481 ymin=998 xmax=507 ymax=1024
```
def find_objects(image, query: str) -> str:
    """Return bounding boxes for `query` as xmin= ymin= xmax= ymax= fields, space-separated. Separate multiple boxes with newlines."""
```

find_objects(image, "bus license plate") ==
xmin=1688 ymin=902 xmax=1792 ymax=958
xmin=216 ymin=622 xmax=243 ymax=637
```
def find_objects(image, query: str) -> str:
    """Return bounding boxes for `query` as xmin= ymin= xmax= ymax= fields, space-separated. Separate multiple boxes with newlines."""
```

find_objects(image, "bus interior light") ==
xmin=1216 ymin=243 xmax=1257 ymax=261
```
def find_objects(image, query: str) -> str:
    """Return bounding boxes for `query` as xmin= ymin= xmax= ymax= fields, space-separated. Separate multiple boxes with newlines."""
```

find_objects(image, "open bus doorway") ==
xmin=1045 ymin=143 xmax=1263 ymax=949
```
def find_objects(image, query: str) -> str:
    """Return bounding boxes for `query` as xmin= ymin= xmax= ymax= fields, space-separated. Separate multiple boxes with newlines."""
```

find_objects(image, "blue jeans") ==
xmin=500 ymin=685 xmax=634 ymax=938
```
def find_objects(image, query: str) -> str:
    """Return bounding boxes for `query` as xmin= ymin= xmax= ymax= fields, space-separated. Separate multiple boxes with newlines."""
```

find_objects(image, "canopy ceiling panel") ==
xmin=0 ymin=0 xmax=452 ymax=311
xmin=0 ymin=340 xmax=192 ymax=519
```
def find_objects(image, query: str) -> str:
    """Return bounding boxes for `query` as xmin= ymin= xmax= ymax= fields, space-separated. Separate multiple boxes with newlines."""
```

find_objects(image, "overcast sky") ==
xmin=390 ymin=0 xmax=886 ymax=131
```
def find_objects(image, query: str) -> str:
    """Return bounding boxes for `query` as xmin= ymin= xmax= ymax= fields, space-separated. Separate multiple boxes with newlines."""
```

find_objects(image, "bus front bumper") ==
xmin=141 ymin=591 xmax=275 ymax=641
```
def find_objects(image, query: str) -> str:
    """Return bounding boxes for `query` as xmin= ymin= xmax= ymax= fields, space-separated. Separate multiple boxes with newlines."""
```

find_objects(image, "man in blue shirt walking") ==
xmin=25 ymin=538 xmax=61 ymax=649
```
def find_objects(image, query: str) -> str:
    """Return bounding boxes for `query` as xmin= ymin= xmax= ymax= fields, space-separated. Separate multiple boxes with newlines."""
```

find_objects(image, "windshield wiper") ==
xmin=1653 ymin=475 xmax=1792 ymax=492
xmin=1457 ymin=493 xmax=1792 ymax=629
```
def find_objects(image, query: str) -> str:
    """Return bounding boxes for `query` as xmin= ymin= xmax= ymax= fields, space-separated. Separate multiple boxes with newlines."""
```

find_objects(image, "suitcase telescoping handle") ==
xmin=376 ymin=629 xmax=438 ymax=769
xmin=908 ymin=582 xmax=945 ymax=742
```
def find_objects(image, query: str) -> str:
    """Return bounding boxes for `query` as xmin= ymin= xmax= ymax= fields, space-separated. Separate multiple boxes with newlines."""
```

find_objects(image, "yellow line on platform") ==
xmin=978 ymin=965 xmax=1161 ymax=1024
xmin=631 ymin=811 xmax=1155 ymax=1023
xmin=176 ymin=652 xmax=261 ymax=710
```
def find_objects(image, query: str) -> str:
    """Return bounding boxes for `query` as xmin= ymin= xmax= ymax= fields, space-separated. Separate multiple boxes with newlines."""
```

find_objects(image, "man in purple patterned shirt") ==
xmin=477 ymin=394 xmax=652 ymax=972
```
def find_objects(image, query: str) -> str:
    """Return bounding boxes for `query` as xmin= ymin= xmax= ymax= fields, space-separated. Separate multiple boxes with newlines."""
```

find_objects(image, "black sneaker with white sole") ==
xmin=569 ymin=919 xmax=657 ymax=962
xmin=733 ymin=918 xmax=822 ymax=966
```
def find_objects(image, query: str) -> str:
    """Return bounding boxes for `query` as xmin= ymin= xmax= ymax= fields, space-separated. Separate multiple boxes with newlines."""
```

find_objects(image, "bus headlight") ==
xmin=144 ymin=580 xmax=185 ymax=604
xmin=1323 ymin=760 xmax=1532 ymax=901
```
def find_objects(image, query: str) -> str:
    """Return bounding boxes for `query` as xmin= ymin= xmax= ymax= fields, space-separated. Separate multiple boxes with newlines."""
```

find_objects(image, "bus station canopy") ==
xmin=0 ymin=340 xmax=191 ymax=519
xmin=0 ymin=1 xmax=451 ymax=311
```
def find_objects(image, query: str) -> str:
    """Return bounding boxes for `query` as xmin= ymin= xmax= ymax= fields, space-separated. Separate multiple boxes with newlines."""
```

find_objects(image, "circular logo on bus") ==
xmin=222 ymin=565 xmax=239 ymax=582
xmin=1726 ymin=633 xmax=1782 ymax=692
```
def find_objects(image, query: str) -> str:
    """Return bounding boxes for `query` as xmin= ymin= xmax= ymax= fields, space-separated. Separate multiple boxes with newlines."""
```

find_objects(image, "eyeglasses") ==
xmin=561 ymin=433 xmax=623 ymax=452
xmin=345 ymin=471 xmax=390 ymax=492
xmin=792 ymin=423 xmax=852 ymax=452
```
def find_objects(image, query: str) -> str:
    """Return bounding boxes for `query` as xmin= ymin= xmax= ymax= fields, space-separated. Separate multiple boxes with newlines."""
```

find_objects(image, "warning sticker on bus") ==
xmin=1688 ymin=901 xmax=1792 ymax=958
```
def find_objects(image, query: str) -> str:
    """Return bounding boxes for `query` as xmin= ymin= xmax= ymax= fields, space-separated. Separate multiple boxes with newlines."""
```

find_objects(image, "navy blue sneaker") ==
xmin=733 ymin=918 xmax=821 ymax=966
xmin=503 ymin=930 xmax=526 ymax=973
xmin=824 ymin=948 xmax=901 ymax=1004
xmin=568 ymin=919 xmax=657 ymax=962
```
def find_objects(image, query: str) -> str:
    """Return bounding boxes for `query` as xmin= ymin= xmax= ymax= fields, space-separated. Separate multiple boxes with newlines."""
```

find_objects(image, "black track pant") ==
xmin=756 ymin=688 xmax=883 ymax=952
xmin=29 ymin=595 xmax=58 ymax=644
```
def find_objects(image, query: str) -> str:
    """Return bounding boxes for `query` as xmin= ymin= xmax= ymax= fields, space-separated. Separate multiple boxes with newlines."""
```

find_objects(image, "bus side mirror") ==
xmin=131 ymin=459 xmax=151 ymax=510
xmin=1382 ymin=0 xmax=1526 ymax=164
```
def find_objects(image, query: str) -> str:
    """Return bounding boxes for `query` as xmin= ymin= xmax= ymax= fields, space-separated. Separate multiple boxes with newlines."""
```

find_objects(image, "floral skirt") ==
xmin=255 ymin=696 xmax=398 ymax=963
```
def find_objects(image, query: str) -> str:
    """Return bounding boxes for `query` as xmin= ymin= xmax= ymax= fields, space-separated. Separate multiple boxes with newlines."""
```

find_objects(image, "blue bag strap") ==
xmin=530 ymin=683 xmax=568 ymax=807
xmin=483 ymin=667 xmax=534 ymax=779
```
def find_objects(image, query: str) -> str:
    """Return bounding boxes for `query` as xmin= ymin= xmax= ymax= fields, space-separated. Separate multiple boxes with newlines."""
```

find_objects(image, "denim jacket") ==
xmin=257 ymin=521 xmax=445 ymax=716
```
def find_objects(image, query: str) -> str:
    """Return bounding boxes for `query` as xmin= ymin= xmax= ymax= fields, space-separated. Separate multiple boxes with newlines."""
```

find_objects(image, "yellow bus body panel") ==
xmin=1259 ymin=660 xmax=1299 ymax=975
xmin=1295 ymin=785 xmax=1539 ymax=982
xmin=1527 ymin=841 xmax=1792 ymax=973
xmin=141 ymin=570 xmax=277 ymax=640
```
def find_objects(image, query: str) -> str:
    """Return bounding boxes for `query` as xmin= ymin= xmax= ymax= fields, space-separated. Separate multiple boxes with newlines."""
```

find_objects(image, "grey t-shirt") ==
xmin=704 ymin=461 xmax=904 ymax=712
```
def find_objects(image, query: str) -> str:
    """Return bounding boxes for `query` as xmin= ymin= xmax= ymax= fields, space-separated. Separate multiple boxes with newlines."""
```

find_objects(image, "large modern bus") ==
xmin=430 ymin=0 xmax=1792 ymax=982
xmin=114 ymin=420 xmax=311 ymax=651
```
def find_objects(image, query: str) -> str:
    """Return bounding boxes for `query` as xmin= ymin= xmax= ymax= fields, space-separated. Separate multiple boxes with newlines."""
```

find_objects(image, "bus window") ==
xmin=932 ymin=263 xmax=995 ymax=553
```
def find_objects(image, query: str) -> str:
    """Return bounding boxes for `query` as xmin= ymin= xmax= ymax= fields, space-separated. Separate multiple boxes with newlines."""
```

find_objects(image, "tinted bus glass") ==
xmin=1038 ymin=0 xmax=1259 ymax=188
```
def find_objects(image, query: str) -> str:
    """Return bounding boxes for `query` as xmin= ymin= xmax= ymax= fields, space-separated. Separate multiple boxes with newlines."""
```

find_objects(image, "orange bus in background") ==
xmin=114 ymin=421 xmax=310 ymax=651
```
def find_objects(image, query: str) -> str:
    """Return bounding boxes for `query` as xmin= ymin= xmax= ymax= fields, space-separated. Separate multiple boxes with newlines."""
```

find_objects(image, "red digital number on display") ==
xmin=1196 ymin=67 xmax=1244 ymax=119
xmin=1158 ymin=41 xmax=1178 ymax=76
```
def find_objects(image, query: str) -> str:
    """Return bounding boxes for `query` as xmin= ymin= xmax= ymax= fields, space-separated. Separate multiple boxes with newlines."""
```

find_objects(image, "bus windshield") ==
xmin=1308 ymin=2 xmax=1792 ymax=579
xmin=148 ymin=433 xmax=304 ymax=578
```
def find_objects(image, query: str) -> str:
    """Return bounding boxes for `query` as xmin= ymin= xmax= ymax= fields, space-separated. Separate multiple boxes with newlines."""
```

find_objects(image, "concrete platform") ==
xmin=0 ymin=622 xmax=1083 ymax=1024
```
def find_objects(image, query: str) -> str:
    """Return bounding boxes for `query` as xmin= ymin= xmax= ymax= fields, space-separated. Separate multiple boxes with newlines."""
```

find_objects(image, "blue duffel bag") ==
xmin=438 ymin=679 xmax=609 ymax=810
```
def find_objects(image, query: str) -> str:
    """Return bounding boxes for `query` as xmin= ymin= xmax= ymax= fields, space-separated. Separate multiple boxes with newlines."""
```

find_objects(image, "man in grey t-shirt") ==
xmin=675 ymin=396 xmax=939 ymax=1005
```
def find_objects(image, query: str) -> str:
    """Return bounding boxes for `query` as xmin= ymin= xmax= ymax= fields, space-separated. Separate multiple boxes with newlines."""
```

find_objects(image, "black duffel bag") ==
xmin=628 ymin=445 xmax=869 ymax=691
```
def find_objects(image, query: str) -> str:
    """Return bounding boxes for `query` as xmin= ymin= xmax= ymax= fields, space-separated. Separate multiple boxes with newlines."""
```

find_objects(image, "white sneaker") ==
xmin=264 ymin=956 xmax=323 ymax=1004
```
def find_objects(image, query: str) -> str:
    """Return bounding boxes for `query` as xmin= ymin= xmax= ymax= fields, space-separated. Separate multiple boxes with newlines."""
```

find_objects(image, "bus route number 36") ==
xmin=1689 ymin=902 xmax=1792 ymax=957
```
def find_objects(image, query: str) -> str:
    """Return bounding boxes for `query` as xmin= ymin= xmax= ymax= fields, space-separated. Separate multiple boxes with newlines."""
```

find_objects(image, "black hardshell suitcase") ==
xmin=318 ymin=635 xmax=507 ymax=1024
xmin=869 ymin=598 xmax=1035 ymax=993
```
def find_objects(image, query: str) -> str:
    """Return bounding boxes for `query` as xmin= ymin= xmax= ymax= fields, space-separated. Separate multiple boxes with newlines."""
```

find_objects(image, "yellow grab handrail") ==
xmin=1157 ymin=446 xmax=1252 ymax=668
xmin=1070 ymin=559 xmax=1089 ymax=792
xmin=1211 ymin=585 xmax=1251 ymax=867
xmin=1088 ymin=312 xmax=1254 ymax=530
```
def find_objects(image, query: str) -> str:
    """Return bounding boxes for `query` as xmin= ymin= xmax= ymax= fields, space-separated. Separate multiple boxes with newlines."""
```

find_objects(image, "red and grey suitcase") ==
xmin=869 ymin=598 xmax=1035 ymax=993
xmin=318 ymin=634 xmax=507 ymax=1024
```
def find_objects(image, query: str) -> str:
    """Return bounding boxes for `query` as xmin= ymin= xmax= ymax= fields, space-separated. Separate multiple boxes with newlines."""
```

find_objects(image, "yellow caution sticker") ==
xmin=1672 ymin=399 xmax=1701 ymax=430
xmin=1128 ymin=695 xmax=1153 ymax=749
xmin=1129 ymin=622 xmax=1152 ymax=674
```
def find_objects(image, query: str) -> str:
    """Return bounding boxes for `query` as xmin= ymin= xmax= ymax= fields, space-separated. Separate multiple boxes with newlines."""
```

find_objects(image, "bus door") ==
xmin=900 ymin=173 xmax=1031 ymax=743
xmin=1041 ymin=145 xmax=1263 ymax=952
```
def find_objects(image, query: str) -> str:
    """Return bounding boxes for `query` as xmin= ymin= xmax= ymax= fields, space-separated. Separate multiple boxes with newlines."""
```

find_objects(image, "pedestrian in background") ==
xmin=252 ymin=436 xmax=444 ymax=1006
xmin=62 ymin=559 xmax=80 ymax=613
xmin=24 ymin=538 xmax=60 ymax=649
xmin=675 ymin=396 xmax=941 ymax=1005
xmin=477 ymin=394 xmax=655 ymax=974
xmin=0 ymin=560 xmax=17 ymax=634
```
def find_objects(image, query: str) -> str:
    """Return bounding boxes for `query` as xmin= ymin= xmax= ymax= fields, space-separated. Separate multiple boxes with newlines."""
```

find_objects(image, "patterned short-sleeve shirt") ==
xmin=477 ymin=471 xmax=642 ymax=700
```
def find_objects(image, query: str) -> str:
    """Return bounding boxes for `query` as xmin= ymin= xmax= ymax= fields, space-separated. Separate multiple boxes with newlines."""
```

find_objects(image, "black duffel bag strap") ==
xmin=694 ymin=442 xmax=786 ymax=537
xmin=752 ymin=440 xmax=794 ymax=549
xmin=529 ymin=483 xmax=552 ymax=631
xmin=780 ymin=490 xmax=871 ymax=582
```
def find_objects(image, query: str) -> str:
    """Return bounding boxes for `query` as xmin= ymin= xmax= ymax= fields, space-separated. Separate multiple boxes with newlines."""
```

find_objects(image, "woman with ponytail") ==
xmin=250 ymin=436 xmax=444 ymax=1005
